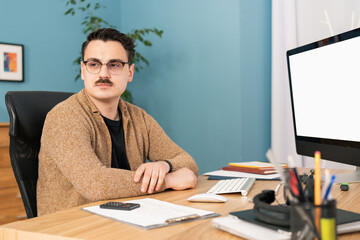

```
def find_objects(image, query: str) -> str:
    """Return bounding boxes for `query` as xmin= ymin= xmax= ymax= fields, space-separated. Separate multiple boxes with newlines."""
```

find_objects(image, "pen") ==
xmin=293 ymin=168 xmax=307 ymax=202
xmin=314 ymin=151 xmax=321 ymax=237
xmin=324 ymin=175 xmax=336 ymax=201
xmin=287 ymin=156 xmax=306 ymax=202
xmin=288 ymin=169 xmax=300 ymax=198
xmin=321 ymin=169 xmax=331 ymax=200
xmin=165 ymin=214 xmax=201 ymax=224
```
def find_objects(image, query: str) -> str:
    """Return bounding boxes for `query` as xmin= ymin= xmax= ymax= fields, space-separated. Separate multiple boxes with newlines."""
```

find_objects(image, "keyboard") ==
xmin=207 ymin=177 xmax=255 ymax=196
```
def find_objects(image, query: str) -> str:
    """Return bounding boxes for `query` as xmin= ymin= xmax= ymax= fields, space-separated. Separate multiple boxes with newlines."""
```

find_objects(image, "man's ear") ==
xmin=127 ymin=63 xmax=135 ymax=83
xmin=80 ymin=61 xmax=85 ymax=81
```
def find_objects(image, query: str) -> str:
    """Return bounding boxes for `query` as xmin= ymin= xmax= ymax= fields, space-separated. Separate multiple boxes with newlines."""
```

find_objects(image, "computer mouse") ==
xmin=187 ymin=193 xmax=227 ymax=203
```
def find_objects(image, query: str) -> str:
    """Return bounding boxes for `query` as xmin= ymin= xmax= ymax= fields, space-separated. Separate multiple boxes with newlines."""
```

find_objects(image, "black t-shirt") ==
xmin=102 ymin=113 xmax=130 ymax=170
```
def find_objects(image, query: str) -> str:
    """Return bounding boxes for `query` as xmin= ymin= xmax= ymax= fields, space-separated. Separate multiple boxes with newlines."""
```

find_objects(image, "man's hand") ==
xmin=133 ymin=161 xmax=170 ymax=194
xmin=164 ymin=167 xmax=197 ymax=190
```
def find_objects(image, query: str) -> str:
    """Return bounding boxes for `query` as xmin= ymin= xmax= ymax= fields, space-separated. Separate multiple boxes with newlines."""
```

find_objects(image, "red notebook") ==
xmin=221 ymin=166 xmax=277 ymax=175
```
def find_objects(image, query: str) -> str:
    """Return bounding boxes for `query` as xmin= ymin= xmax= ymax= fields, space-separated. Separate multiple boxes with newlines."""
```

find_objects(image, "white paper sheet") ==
xmin=82 ymin=198 xmax=217 ymax=229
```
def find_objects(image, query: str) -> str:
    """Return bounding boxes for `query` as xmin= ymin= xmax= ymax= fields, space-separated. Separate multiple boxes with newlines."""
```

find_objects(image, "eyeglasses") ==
xmin=83 ymin=60 xmax=131 ymax=75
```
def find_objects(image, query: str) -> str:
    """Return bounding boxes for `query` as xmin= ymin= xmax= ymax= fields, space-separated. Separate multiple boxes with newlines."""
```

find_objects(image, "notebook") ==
xmin=228 ymin=161 xmax=286 ymax=170
xmin=212 ymin=209 xmax=360 ymax=239
xmin=222 ymin=166 xmax=277 ymax=175
xmin=203 ymin=169 xmax=280 ymax=180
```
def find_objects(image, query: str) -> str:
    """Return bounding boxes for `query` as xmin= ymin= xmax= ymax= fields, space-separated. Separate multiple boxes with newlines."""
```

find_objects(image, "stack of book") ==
xmin=221 ymin=161 xmax=287 ymax=175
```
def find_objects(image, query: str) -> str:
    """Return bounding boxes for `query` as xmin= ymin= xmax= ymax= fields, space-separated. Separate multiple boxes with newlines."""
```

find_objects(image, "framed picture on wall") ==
xmin=0 ymin=42 xmax=24 ymax=82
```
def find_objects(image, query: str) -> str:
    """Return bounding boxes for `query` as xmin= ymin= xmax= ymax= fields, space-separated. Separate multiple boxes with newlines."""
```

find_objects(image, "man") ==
xmin=37 ymin=28 xmax=198 ymax=215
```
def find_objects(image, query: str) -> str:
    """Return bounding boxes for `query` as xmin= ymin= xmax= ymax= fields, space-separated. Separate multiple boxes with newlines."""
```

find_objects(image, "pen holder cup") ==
xmin=290 ymin=200 xmax=337 ymax=240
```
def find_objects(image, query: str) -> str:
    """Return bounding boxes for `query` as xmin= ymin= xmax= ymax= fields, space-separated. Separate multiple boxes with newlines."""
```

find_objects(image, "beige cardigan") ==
xmin=37 ymin=89 xmax=198 ymax=215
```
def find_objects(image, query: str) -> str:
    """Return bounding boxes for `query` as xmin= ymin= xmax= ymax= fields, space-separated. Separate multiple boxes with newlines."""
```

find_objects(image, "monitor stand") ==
xmin=333 ymin=166 xmax=360 ymax=183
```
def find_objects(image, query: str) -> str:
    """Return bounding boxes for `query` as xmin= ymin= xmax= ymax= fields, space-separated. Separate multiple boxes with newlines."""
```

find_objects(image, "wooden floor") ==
xmin=0 ymin=123 xmax=26 ymax=225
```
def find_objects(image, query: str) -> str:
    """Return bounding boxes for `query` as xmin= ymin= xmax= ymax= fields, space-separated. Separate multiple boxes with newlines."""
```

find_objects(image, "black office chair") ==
xmin=5 ymin=91 xmax=74 ymax=218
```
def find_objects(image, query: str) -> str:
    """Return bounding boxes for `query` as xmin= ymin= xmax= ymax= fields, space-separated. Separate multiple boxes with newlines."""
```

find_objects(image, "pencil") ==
xmin=314 ymin=151 xmax=321 ymax=237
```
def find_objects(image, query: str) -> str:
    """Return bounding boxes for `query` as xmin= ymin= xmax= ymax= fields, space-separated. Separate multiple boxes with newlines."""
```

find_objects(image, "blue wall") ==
xmin=0 ymin=0 xmax=271 ymax=174
xmin=121 ymin=0 xmax=271 ymax=173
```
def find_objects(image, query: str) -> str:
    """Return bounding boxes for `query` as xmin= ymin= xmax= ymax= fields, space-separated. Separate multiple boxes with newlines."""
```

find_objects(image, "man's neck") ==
xmin=90 ymin=96 xmax=120 ymax=121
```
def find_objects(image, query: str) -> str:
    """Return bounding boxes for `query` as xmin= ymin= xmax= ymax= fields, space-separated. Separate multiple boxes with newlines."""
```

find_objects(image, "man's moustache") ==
xmin=95 ymin=78 xmax=113 ymax=85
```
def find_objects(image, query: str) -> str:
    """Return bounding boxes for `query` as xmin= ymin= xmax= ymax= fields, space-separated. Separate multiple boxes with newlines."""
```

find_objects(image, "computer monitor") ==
xmin=286 ymin=28 xmax=360 ymax=183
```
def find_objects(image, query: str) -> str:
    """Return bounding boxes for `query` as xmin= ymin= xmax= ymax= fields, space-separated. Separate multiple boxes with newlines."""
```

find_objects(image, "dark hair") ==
xmin=81 ymin=28 xmax=136 ymax=63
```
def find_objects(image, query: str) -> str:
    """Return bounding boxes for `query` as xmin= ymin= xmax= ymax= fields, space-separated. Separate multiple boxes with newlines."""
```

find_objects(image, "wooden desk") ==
xmin=1 ymin=175 xmax=360 ymax=240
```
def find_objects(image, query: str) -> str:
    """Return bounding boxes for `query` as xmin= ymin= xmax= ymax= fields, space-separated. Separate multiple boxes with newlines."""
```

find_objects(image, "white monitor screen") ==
xmin=289 ymin=36 xmax=360 ymax=142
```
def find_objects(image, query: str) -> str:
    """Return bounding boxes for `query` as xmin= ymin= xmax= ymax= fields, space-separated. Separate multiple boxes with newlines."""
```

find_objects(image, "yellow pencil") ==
xmin=314 ymin=151 xmax=321 ymax=237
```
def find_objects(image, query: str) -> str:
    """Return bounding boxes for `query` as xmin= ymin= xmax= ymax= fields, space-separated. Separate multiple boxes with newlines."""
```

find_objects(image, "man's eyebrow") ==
xmin=84 ymin=58 xmax=127 ymax=63
xmin=108 ymin=59 xmax=127 ymax=63
xmin=84 ymin=58 xmax=101 ymax=62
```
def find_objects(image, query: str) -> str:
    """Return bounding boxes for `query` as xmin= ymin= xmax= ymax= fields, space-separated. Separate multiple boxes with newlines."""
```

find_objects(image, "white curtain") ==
xmin=271 ymin=0 xmax=360 ymax=169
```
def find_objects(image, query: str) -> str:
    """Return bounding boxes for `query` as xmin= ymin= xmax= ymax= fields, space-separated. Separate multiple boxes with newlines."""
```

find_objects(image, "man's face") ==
xmin=81 ymin=40 xmax=134 ymax=103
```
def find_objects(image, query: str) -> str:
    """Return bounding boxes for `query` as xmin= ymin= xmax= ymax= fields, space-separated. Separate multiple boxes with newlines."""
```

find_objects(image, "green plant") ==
xmin=64 ymin=0 xmax=163 ymax=103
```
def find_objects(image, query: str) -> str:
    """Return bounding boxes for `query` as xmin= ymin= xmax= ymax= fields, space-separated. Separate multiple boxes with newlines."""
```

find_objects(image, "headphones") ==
xmin=253 ymin=173 xmax=314 ymax=227
xmin=253 ymin=190 xmax=290 ymax=227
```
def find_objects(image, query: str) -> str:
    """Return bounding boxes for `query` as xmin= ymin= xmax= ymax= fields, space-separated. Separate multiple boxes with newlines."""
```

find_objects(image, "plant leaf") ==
xmin=143 ymin=40 xmax=152 ymax=46
xmin=75 ymin=73 xmax=81 ymax=81
xmin=64 ymin=8 xmax=73 ymax=15
xmin=121 ymin=89 xmax=133 ymax=103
